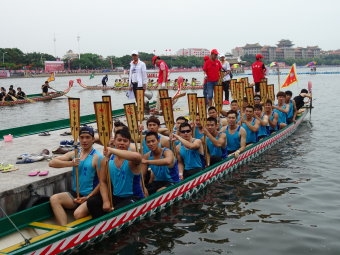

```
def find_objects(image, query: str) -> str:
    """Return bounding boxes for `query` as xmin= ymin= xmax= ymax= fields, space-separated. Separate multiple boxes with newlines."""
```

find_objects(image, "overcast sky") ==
xmin=1 ymin=0 xmax=338 ymax=58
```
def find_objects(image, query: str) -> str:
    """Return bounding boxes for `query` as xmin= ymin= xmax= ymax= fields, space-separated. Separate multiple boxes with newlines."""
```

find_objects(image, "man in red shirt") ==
xmin=251 ymin=54 xmax=266 ymax=94
xmin=203 ymin=49 xmax=222 ymax=107
xmin=152 ymin=56 xmax=169 ymax=87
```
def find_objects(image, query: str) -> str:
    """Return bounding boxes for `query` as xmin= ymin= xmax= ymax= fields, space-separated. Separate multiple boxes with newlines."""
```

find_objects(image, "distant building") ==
xmin=45 ymin=61 xmax=64 ymax=72
xmin=232 ymin=39 xmax=321 ymax=60
xmin=176 ymin=48 xmax=210 ymax=57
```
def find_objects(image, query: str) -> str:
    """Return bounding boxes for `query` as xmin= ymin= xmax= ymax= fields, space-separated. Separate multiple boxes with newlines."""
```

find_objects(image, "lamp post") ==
xmin=77 ymin=35 xmax=80 ymax=70
xmin=2 ymin=52 xmax=7 ymax=67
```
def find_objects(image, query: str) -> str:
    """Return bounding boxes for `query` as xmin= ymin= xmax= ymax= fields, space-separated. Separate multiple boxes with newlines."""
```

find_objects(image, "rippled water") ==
xmin=1 ymin=69 xmax=340 ymax=254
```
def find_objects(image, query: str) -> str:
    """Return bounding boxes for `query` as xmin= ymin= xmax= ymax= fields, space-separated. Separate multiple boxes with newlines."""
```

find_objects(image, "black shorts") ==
xmin=254 ymin=82 xmax=260 ymax=93
xmin=183 ymin=168 xmax=202 ymax=179
xmin=146 ymin=181 xmax=173 ymax=195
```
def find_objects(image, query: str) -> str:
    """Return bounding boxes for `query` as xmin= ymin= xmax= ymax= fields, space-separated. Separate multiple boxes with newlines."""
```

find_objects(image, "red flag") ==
xmin=281 ymin=64 xmax=298 ymax=88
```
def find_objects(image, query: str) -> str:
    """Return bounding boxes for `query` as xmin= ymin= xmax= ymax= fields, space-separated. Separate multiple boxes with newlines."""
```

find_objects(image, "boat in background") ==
xmin=0 ymin=108 xmax=310 ymax=255
xmin=0 ymin=83 xmax=73 ymax=107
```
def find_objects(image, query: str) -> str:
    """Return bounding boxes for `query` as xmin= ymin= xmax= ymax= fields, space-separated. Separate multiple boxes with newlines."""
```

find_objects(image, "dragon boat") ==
xmin=0 ymin=84 xmax=73 ymax=107
xmin=0 ymin=106 xmax=310 ymax=255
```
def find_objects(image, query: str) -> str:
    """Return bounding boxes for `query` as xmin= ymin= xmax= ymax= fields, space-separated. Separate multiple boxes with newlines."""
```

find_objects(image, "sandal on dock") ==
xmin=38 ymin=132 xmax=50 ymax=136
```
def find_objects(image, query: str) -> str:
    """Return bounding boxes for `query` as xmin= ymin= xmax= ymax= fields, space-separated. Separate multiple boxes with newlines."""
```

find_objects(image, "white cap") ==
xmin=131 ymin=50 xmax=138 ymax=55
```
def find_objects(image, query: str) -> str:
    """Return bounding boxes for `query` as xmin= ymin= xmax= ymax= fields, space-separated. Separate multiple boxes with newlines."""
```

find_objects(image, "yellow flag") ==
xmin=47 ymin=72 xmax=55 ymax=82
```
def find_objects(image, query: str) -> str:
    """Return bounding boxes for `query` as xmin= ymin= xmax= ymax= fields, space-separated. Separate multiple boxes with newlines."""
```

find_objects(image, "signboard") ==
xmin=0 ymin=70 xmax=10 ymax=78
xmin=44 ymin=61 xmax=64 ymax=72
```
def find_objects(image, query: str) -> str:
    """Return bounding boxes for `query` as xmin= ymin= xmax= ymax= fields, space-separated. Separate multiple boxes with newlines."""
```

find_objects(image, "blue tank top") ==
xmin=267 ymin=111 xmax=278 ymax=133
xmin=274 ymin=104 xmax=287 ymax=125
xmin=194 ymin=126 xmax=204 ymax=140
xmin=225 ymin=126 xmax=241 ymax=152
xmin=258 ymin=113 xmax=269 ymax=138
xmin=179 ymin=139 xmax=204 ymax=170
xmin=242 ymin=117 xmax=258 ymax=144
xmin=287 ymin=100 xmax=294 ymax=119
xmin=108 ymin=154 xmax=144 ymax=198
xmin=206 ymin=133 xmax=227 ymax=159
xmin=148 ymin=148 xmax=179 ymax=183
xmin=72 ymin=148 xmax=102 ymax=196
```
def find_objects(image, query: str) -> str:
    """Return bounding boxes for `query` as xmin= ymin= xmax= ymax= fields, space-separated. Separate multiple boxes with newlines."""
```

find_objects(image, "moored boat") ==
xmin=0 ymin=84 xmax=73 ymax=107
xmin=76 ymin=78 xmax=203 ymax=91
xmin=0 ymin=108 xmax=310 ymax=255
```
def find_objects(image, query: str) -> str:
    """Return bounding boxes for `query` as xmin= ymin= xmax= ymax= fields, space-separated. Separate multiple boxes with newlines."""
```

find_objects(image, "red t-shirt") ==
xmin=156 ymin=60 xmax=169 ymax=84
xmin=203 ymin=58 xmax=222 ymax=82
xmin=251 ymin=60 xmax=266 ymax=83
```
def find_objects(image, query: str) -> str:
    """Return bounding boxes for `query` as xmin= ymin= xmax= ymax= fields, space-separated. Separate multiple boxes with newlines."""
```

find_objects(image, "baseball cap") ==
xmin=131 ymin=50 xmax=138 ymax=55
xmin=79 ymin=126 xmax=94 ymax=137
xmin=256 ymin=54 xmax=264 ymax=59
xmin=152 ymin=55 xmax=159 ymax=64
xmin=211 ymin=49 xmax=219 ymax=55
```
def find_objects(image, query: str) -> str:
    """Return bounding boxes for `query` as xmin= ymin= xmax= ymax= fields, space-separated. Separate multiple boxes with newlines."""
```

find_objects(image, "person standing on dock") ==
xmin=49 ymin=126 xmax=103 ymax=226
xmin=129 ymin=50 xmax=148 ymax=97
xmin=203 ymin=49 xmax=222 ymax=107
xmin=102 ymin=74 xmax=108 ymax=87
xmin=251 ymin=54 xmax=266 ymax=94
xmin=219 ymin=55 xmax=231 ymax=104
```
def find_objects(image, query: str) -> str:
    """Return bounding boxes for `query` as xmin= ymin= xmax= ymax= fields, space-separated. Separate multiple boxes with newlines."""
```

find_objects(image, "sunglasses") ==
xmin=180 ymin=129 xmax=191 ymax=134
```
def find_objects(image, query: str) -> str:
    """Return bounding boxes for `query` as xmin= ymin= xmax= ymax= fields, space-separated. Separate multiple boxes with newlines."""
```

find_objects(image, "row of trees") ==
xmin=1 ymin=48 xmax=340 ymax=71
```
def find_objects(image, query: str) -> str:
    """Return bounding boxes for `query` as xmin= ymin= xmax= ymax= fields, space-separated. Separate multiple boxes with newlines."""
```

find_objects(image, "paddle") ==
xmin=25 ymin=96 xmax=36 ymax=103
xmin=68 ymin=98 xmax=81 ymax=199
xmin=308 ymin=81 xmax=313 ymax=119
xmin=197 ymin=96 xmax=210 ymax=166
xmin=8 ymin=94 xmax=17 ymax=101
xmin=94 ymin=101 xmax=113 ymax=208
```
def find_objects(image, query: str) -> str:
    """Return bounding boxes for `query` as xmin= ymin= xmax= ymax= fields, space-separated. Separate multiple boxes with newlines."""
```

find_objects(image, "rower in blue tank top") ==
xmin=254 ymin=104 xmax=269 ymax=140
xmin=224 ymin=110 xmax=246 ymax=158
xmin=285 ymin=90 xmax=297 ymax=124
xmin=203 ymin=117 xmax=227 ymax=165
xmin=272 ymin=91 xmax=290 ymax=129
xmin=264 ymin=99 xmax=279 ymax=134
xmin=87 ymin=128 xmax=144 ymax=219
xmin=49 ymin=126 xmax=103 ymax=226
xmin=240 ymin=106 xmax=260 ymax=145
xmin=141 ymin=116 xmax=170 ymax=154
xmin=141 ymin=132 xmax=180 ymax=195
xmin=174 ymin=123 xmax=205 ymax=179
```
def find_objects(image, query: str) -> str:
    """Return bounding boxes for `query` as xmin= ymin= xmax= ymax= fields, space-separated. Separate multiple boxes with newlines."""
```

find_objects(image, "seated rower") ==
xmin=141 ymin=131 xmax=179 ymax=196
xmin=272 ymin=91 xmax=290 ymax=129
xmin=224 ymin=110 xmax=246 ymax=158
xmin=0 ymin=87 xmax=6 ymax=102
xmin=173 ymin=123 xmax=205 ymax=179
xmin=240 ymin=105 xmax=260 ymax=145
xmin=285 ymin=90 xmax=297 ymax=124
xmin=16 ymin=87 xmax=26 ymax=100
xmin=254 ymin=104 xmax=269 ymax=140
xmin=49 ymin=126 xmax=103 ymax=225
xmin=294 ymin=88 xmax=312 ymax=111
xmin=193 ymin=113 xmax=204 ymax=140
xmin=41 ymin=81 xmax=50 ymax=96
xmin=202 ymin=117 xmax=227 ymax=165
xmin=87 ymin=128 xmax=144 ymax=219
xmin=264 ymin=99 xmax=279 ymax=134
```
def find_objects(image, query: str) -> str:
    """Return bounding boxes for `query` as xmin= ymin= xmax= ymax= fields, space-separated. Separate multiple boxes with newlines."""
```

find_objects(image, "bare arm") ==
xmin=175 ymin=145 xmax=184 ymax=180
xmin=48 ymin=151 xmax=76 ymax=168
xmin=203 ymin=128 xmax=226 ymax=147
xmin=173 ymin=134 xmax=201 ymax=150
xmin=142 ymin=149 xmax=174 ymax=167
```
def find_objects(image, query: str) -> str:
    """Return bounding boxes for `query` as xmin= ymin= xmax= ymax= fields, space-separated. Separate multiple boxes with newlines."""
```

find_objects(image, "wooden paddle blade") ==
xmin=68 ymin=98 xmax=80 ymax=143
xmin=136 ymin=88 xmax=145 ymax=123
xmin=245 ymin=87 xmax=255 ymax=106
xmin=213 ymin=85 xmax=223 ymax=114
xmin=160 ymin=97 xmax=175 ymax=132
xmin=94 ymin=101 xmax=111 ymax=148
xmin=159 ymin=89 xmax=169 ymax=99
xmin=187 ymin=93 xmax=197 ymax=122
xmin=124 ymin=103 xmax=140 ymax=144
xmin=102 ymin=96 xmax=113 ymax=135
xmin=260 ymin=81 xmax=268 ymax=103
xmin=197 ymin=97 xmax=207 ymax=126
xmin=267 ymin=84 xmax=275 ymax=102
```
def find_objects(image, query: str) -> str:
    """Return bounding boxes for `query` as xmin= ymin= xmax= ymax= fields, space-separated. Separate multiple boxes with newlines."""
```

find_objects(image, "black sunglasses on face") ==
xmin=180 ymin=129 xmax=191 ymax=134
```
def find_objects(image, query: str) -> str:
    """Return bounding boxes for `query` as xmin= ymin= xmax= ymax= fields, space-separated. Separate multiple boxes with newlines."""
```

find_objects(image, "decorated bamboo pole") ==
xmin=94 ymin=101 xmax=113 ymax=208
xmin=68 ymin=98 xmax=80 ymax=199
xmin=136 ymin=88 xmax=145 ymax=154
xmin=187 ymin=93 xmax=197 ymax=137
xmin=197 ymin=96 xmax=209 ymax=166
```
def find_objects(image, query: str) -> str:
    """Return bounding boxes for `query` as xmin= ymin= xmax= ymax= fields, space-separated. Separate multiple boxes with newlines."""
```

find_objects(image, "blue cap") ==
xmin=79 ymin=126 xmax=94 ymax=137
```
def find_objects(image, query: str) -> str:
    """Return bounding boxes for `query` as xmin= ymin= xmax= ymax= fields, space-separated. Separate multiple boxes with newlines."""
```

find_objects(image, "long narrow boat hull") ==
xmin=0 ymin=86 xmax=72 ymax=107
xmin=0 ymin=109 xmax=309 ymax=255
